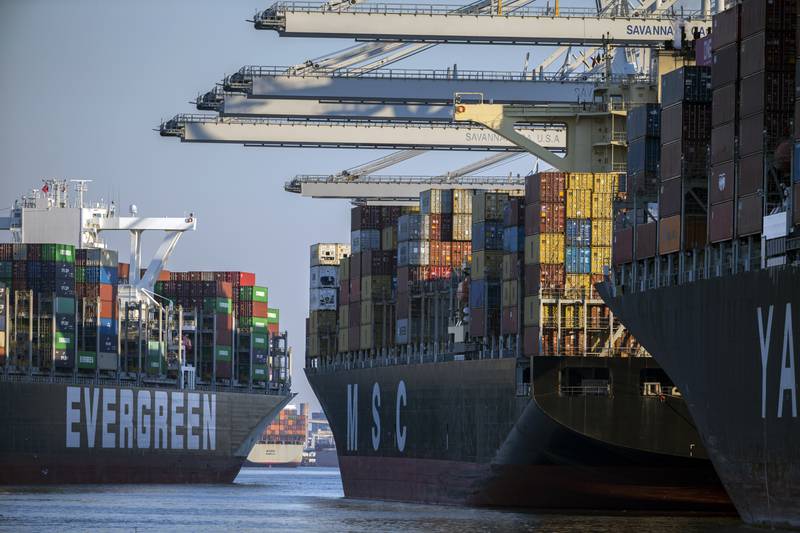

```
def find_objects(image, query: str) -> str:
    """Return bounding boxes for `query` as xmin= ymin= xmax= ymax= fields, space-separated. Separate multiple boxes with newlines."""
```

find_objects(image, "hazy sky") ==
xmin=0 ymin=0 xmax=561 ymax=410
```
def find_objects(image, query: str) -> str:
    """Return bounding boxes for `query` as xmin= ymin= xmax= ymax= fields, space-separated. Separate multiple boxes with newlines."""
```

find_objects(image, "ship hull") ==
xmin=599 ymin=265 xmax=800 ymax=528
xmin=306 ymin=356 xmax=732 ymax=511
xmin=245 ymin=442 xmax=304 ymax=467
xmin=0 ymin=380 xmax=292 ymax=484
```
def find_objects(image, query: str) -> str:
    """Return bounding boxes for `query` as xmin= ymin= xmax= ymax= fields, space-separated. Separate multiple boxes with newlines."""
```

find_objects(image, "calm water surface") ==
xmin=0 ymin=467 xmax=761 ymax=532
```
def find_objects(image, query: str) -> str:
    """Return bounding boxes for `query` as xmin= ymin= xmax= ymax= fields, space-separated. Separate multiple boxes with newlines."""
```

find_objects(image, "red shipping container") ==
xmin=737 ymin=194 xmax=763 ymax=236
xmin=711 ymin=4 xmax=740 ymax=52
xmin=635 ymin=222 xmax=658 ymax=259
xmin=523 ymin=326 xmax=539 ymax=356
xmin=613 ymin=227 xmax=633 ymax=266
xmin=501 ymin=306 xmax=519 ymax=335
xmin=524 ymin=264 xmax=564 ymax=295
xmin=708 ymin=200 xmax=733 ymax=243
xmin=659 ymin=178 xmax=682 ymax=218
xmin=525 ymin=172 xmax=566 ymax=204
xmin=396 ymin=291 xmax=410 ymax=319
xmin=349 ymin=277 xmax=361 ymax=302
xmin=339 ymin=278 xmax=349 ymax=305
xmin=350 ymin=252 xmax=362 ymax=280
xmin=348 ymin=325 xmax=360 ymax=351
xmin=268 ymin=323 xmax=279 ymax=336
xmin=658 ymin=215 xmax=681 ymax=255
xmin=216 ymin=361 xmax=232 ymax=379
xmin=709 ymin=161 xmax=735 ymax=205
xmin=451 ymin=242 xmax=472 ymax=267
xmin=504 ymin=198 xmax=525 ymax=228
xmin=429 ymin=241 xmax=452 ymax=266
xmin=712 ymin=84 xmax=736 ymax=128
xmin=361 ymin=250 xmax=394 ymax=276
xmin=99 ymin=298 xmax=116 ymax=319
xmin=525 ymin=202 xmax=565 ymax=235
xmin=429 ymin=266 xmax=453 ymax=279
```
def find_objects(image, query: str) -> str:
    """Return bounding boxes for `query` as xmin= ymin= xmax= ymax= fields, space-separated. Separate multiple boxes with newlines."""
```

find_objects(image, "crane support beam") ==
xmin=220 ymin=94 xmax=453 ymax=120
xmin=227 ymin=66 xmax=599 ymax=104
xmin=255 ymin=2 xmax=710 ymax=46
xmin=454 ymin=100 xmax=628 ymax=172
xmin=285 ymin=174 xmax=524 ymax=200
xmin=160 ymin=115 xmax=567 ymax=151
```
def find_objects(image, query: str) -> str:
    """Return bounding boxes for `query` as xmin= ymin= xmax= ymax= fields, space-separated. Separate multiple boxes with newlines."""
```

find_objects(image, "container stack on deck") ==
xmin=614 ymin=0 xmax=798 ymax=283
xmin=75 ymin=248 xmax=119 ymax=370
xmin=308 ymin=243 xmax=348 ymax=360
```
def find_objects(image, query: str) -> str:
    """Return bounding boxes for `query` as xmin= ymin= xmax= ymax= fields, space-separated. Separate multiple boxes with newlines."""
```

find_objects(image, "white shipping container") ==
xmin=310 ymin=243 xmax=344 ymax=266
xmin=310 ymin=265 xmax=339 ymax=289
xmin=336 ymin=244 xmax=351 ymax=261
xmin=310 ymin=288 xmax=338 ymax=311
xmin=396 ymin=318 xmax=409 ymax=344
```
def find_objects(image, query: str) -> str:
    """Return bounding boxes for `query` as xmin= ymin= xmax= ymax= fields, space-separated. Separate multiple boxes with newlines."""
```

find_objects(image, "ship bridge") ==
xmin=254 ymin=1 xmax=711 ymax=46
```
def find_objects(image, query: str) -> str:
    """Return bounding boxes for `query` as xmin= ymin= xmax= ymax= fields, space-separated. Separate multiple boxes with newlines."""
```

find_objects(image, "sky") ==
xmin=0 ymin=0 xmax=577 ymax=410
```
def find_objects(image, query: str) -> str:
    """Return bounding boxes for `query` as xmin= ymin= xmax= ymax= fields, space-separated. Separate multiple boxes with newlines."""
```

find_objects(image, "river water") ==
xmin=0 ymin=467 xmax=760 ymax=532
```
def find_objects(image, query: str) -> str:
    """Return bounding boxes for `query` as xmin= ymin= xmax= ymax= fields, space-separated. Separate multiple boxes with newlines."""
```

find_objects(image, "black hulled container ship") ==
xmin=305 ymin=174 xmax=732 ymax=511
xmin=599 ymin=0 xmax=800 ymax=527
xmin=0 ymin=180 xmax=293 ymax=484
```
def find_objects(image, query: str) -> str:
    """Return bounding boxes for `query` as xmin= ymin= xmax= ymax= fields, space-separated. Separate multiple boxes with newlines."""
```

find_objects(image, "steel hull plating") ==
xmin=306 ymin=357 xmax=732 ymax=511
xmin=0 ymin=380 xmax=291 ymax=484
xmin=599 ymin=266 xmax=800 ymax=528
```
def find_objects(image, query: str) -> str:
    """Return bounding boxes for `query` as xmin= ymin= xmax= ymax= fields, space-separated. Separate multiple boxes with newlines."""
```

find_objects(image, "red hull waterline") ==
xmin=339 ymin=456 xmax=732 ymax=512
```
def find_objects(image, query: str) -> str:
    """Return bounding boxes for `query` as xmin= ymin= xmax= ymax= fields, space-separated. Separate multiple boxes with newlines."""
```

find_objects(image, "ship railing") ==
xmin=559 ymin=384 xmax=612 ymax=396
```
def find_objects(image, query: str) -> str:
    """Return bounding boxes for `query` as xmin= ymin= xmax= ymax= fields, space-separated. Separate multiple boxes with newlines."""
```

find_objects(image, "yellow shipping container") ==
xmin=565 ymin=273 xmax=592 ymax=289
xmin=591 ymin=246 xmax=612 ymax=274
xmin=338 ymin=304 xmax=349 ymax=329
xmin=593 ymin=173 xmax=618 ymax=193
xmin=542 ymin=303 xmax=557 ymax=327
xmin=523 ymin=296 xmax=540 ymax=327
xmin=501 ymin=280 xmax=519 ymax=307
xmin=568 ymin=172 xmax=594 ymax=190
xmin=362 ymin=275 xmax=392 ymax=300
xmin=566 ymin=189 xmax=592 ymax=218
xmin=524 ymin=233 xmax=565 ymax=265
xmin=592 ymin=193 xmax=614 ymax=219
xmin=591 ymin=219 xmax=613 ymax=247
xmin=452 ymin=189 xmax=473 ymax=214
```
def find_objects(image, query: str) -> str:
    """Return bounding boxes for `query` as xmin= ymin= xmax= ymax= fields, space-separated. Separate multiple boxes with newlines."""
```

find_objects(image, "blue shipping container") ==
xmin=565 ymin=246 xmax=592 ymax=274
xmin=472 ymin=221 xmax=504 ymax=252
xmin=502 ymin=226 xmax=525 ymax=253
xmin=565 ymin=219 xmax=592 ymax=246
xmin=99 ymin=266 xmax=118 ymax=284
xmin=99 ymin=318 xmax=117 ymax=334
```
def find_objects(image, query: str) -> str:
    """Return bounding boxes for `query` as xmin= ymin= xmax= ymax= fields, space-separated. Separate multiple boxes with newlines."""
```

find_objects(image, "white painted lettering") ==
xmin=186 ymin=392 xmax=200 ymax=450
xmin=101 ymin=388 xmax=117 ymax=449
xmin=118 ymin=389 xmax=134 ymax=449
xmin=66 ymin=386 xmax=81 ymax=448
xmin=170 ymin=392 xmax=185 ymax=450
xmin=137 ymin=390 xmax=152 ymax=449
xmin=371 ymin=382 xmax=381 ymax=451
xmin=778 ymin=303 xmax=797 ymax=418
xmin=347 ymin=384 xmax=358 ymax=451
xmin=154 ymin=391 xmax=168 ymax=449
xmin=396 ymin=380 xmax=407 ymax=453
xmin=203 ymin=394 xmax=216 ymax=451
xmin=758 ymin=306 xmax=774 ymax=419
xmin=84 ymin=387 xmax=100 ymax=448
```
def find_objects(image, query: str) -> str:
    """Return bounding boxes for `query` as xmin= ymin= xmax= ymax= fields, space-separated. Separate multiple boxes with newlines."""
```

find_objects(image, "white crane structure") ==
xmin=254 ymin=1 xmax=711 ymax=46
xmin=0 ymin=179 xmax=196 ymax=304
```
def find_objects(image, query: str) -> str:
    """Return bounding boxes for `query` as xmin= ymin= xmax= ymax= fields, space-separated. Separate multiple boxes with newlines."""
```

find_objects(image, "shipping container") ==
xmin=502 ymin=226 xmax=525 ymax=253
xmin=741 ymin=0 xmax=796 ymax=39
xmin=524 ymin=202 xmax=566 ymax=236
xmin=452 ymin=214 xmax=472 ymax=241
xmin=351 ymin=206 xmax=382 ymax=230
xmin=613 ymin=227 xmax=633 ymax=265
xmin=565 ymin=219 xmax=592 ymax=246
xmin=711 ymin=121 xmax=736 ymax=164
xmin=708 ymin=200 xmax=733 ymax=243
xmin=361 ymin=250 xmax=395 ymax=277
xmin=473 ymin=191 xmax=509 ymax=222
xmin=592 ymin=218 xmax=613 ymax=247
xmin=660 ymin=102 xmax=712 ymax=143
xmin=738 ymin=152 xmax=766 ymax=196
xmin=452 ymin=189 xmax=473 ymax=214
xmin=309 ymin=266 xmax=338 ymax=290
xmin=472 ymin=220 xmax=504 ymax=251
xmin=712 ymin=84 xmax=737 ymax=128
xmin=525 ymin=172 xmax=566 ymax=204
xmin=712 ymin=44 xmax=738 ymax=89
xmin=351 ymin=229 xmax=381 ymax=253
xmin=397 ymin=214 xmax=430 ymax=242
xmin=635 ymin=222 xmax=658 ymax=259
xmin=627 ymin=136 xmax=661 ymax=173
xmin=626 ymin=103 xmax=661 ymax=140
xmin=524 ymin=233 xmax=565 ymax=265
xmin=565 ymin=246 xmax=591 ymax=274
xmin=658 ymin=215 xmax=681 ymax=255
xmin=502 ymin=253 xmax=523 ymax=281
xmin=662 ymin=66 xmax=712 ymax=106
xmin=309 ymin=288 xmax=337 ymax=311
xmin=420 ymin=189 xmax=453 ymax=214
xmin=711 ymin=4 xmax=740 ymax=51
xmin=709 ymin=161 xmax=736 ymax=204
xmin=737 ymin=193 xmax=764 ymax=236
xmin=696 ymin=34 xmax=713 ymax=66
xmin=566 ymin=189 xmax=592 ymax=218
xmin=590 ymin=247 xmax=612 ymax=275
xmin=471 ymin=251 xmax=504 ymax=280
xmin=565 ymin=273 xmax=592 ymax=289
xmin=397 ymin=241 xmax=430 ymax=267
xmin=659 ymin=178 xmax=682 ymax=218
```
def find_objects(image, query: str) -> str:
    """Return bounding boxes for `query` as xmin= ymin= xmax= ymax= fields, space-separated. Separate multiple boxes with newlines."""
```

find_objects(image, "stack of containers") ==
xmin=523 ymin=173 xmax=566 ymax=355
xmin=262 ymin=405 xmax=307 ymax=445
xmin=626 ymin=103 xmax=662 ymax=201
xmin=267 ymin=308 xmax=280 ymax=336
xmin=659 ymin=65 xmax=712 ymax=255
xmin=796 ymin=1 xmax=800 ymax=228
xmin=738 ymin=0 xmax=796 ymax=236
xmin=309 ymin=243 xmax=348 ymax=360
xmin=470 ymin=191 xmax=509 ymax=338
xmin=0 ymin=285 xmax=6 ymax=364
xmin=202 ymin=281 xmax=234 ymax=379
xmin=75 ymin=248 xmax=119 ymax=370
xmin=17 ymin=244 xmax=77 ymax=368
xmin=350 ymin=207 xmax=383 ymax=351
xmin=396 ymin=206 xmax=427 ymax=344
xmin=239 ymin=285 xmax=269 ymax=381
xmin=500 ymin=197 xmax=525 ymax=336
xmin=362 ymin=207 xmax=399 ymax=351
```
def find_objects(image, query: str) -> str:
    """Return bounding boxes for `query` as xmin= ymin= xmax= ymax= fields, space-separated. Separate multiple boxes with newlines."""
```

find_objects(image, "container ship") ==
xmin=246 ymin=403 xmax=307 ymax=467
xmin=0 ymin=180 xmax=293 ymax=484
xmin=598 ymin=0 xmax=800 ymax=528
xmin=304 ymin=171 xmax=732 ymax=507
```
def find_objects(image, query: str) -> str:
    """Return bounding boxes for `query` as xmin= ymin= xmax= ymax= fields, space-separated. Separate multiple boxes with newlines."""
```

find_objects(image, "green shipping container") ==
xmin=252 ymin=332 xmax=269 ymax=348
xmin=78 ymin=350 xmax=96 ymax=370
xmin=55 ymin=296 xmax=75 ymax=315
xmin=240 ymin=316 xmax=268 ymax=331
xmin=240 ymin=286 xmax=269 ymax=303
xmin=147 ymin=340 xmax=164 ymax=374
xmin=267 ymin=308 xmax=280 ymax=324
xmin=204 ymin=297 xmax=232 ymax=315
xmin=214 ymin=345 xmax=232 ymax=362
xmin=252 ymin=365 xmax=268 ymax=381
xmin=54 ymin=332 xmax=74 ymax=350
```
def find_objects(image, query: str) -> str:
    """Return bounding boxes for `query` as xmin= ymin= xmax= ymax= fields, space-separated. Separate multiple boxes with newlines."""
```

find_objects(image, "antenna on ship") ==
xmin=70 ymin=179 xmax=92 ymax=208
